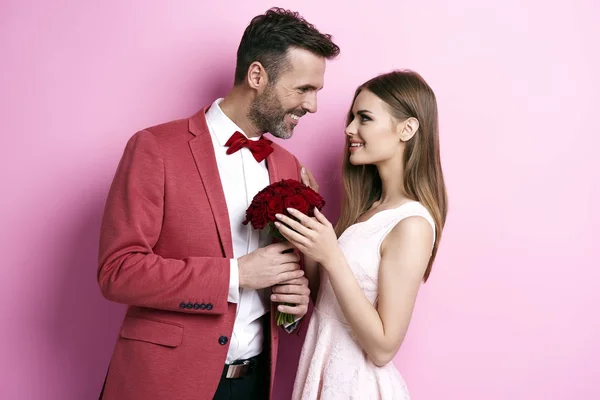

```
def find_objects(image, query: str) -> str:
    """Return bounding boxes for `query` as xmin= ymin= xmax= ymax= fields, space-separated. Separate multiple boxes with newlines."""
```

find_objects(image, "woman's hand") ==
xmin=275 ymin=207 xmax=341 ymax=267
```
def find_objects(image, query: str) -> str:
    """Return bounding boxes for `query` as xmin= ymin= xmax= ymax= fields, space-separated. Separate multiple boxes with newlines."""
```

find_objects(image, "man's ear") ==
xmin=247 ymin=61 xmax=269 ymax=92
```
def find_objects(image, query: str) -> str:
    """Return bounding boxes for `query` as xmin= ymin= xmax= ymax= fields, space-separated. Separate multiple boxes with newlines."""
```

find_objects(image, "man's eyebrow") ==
xmin=296 ymin=84 xmax=321 ymax=90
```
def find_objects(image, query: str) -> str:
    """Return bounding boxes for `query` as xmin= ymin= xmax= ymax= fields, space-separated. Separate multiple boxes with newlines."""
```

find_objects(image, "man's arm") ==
xmin=97 ymin=130 xmax=230 ymax=314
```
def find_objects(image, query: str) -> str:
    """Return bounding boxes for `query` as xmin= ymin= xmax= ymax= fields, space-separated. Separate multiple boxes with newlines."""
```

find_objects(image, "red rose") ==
xmin=243 ymin=202 xmax=267 ymax=229
xmin=266 ymin=195 xmax=284 ymax=220
xmin=287 ymin=179 xmax=303 ymax=188
xmin=284 ymin=195 xmax=309 ymax=215
xmin=253 ymin=189 xmax=271 ymax=203
xmin=242 ymin=206 xmax=252 ymax=225
xmin=301 ymin=187 xmax=325 ymax=210
xmin=244 ymin=179 xmax=325 ymax=231
xmin=250 ymin=203 xmax=268 ymax=229
xmin=273 ymin=184 xmax=293 ymax=195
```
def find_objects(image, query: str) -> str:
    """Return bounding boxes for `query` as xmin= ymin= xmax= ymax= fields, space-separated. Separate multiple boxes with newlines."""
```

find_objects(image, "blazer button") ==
xmin=193 ymin=303 xmax=200 ymax=310
xmin=207 ymin=303 xmax=213 ymax=310
xmin=218 ymin=336 xmax=228 ymax=345
xmin=179 ymin=302 xmax=186 ymax=309
xmin=186 ymin=302 xmax=193 ymax=309
xmin=200 ymin=303 xmax=207 ymax=310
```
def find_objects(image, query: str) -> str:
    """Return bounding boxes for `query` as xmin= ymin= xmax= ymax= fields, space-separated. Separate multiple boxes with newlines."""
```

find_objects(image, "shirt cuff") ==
xmin=228 ymin=259 xmax=240 ymax=303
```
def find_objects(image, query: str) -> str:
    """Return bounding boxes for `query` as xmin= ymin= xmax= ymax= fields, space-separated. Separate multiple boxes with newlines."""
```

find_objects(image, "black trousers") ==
xmin=212 ymin=353 xmax=268 ymax=400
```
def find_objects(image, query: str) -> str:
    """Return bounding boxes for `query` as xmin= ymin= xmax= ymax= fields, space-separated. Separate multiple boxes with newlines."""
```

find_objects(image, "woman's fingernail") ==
xmin=271 ymin=295 xmax=276 ymax=300
xmin=274 ymin=222 xmax=281 ymax=227
xmin=275 ymin=213 xmax=283 ymax=219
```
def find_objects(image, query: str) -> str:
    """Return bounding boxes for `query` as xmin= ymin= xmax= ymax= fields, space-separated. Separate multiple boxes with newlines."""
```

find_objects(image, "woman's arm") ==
xmin=275 ymin=208 xmax=433 ymax=366
xmin=324 ymin=216 xmax=433 ymax=366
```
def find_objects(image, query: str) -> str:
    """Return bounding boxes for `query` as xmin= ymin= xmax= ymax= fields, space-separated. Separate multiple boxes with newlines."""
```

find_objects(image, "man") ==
xmin=97 ymin=7 xmax=340 ymax=400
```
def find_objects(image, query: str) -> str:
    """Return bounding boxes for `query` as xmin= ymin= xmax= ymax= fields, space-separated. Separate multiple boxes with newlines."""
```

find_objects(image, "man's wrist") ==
xmin=228 ymin=259 xmax=240 ymax=303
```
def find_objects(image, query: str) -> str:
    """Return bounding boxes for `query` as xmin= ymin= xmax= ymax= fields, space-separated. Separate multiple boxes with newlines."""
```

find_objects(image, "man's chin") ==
xmin=269 ymin=125 xmax=294 ymax=140
xmin=270 ymin=133 xmax=293 ymax=140
xmin=280 ymin=130 xmax=294 ymax=139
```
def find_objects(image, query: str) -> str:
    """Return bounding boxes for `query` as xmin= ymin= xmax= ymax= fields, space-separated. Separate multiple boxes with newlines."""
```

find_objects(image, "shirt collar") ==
xmin=206 ymin=98 xmax=257 ymax=146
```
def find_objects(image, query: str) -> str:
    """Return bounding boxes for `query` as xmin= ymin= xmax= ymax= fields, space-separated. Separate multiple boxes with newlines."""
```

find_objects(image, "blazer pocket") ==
xmin=119 ymin=316 xmax=183 ymax=348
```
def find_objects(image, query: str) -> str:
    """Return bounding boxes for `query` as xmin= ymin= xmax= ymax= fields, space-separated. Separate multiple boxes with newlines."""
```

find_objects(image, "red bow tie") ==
xmin=225 ymin=131 xmax=274 ymax=162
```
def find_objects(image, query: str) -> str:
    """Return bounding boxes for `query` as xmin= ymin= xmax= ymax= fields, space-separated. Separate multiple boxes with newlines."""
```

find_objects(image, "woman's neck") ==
xmin=374 ymin=160 xmax=409 ymax=209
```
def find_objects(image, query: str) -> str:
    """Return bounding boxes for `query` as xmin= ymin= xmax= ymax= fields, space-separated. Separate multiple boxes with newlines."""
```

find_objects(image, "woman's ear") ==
xmin=398 ymin=117 xmax=419 ymax=142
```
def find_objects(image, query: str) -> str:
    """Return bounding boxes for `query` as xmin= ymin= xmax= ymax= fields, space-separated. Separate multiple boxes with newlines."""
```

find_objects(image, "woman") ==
xmin=273 ymin=70 xmax=447 ymax=399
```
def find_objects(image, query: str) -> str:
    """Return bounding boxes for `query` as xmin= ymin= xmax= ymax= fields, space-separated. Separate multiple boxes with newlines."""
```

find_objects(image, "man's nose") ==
xmin=302 ymin=92 xmax=318 ymax=114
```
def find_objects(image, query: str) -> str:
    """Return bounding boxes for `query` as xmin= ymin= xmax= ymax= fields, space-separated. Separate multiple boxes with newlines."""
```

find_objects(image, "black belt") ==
xmin=222 ymin=354 xmax=262 ymax=379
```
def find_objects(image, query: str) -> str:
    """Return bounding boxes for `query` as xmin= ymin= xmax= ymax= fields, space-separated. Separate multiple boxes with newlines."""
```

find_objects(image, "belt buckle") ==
xmin=225 ymin=360 xmax=251 ymax=379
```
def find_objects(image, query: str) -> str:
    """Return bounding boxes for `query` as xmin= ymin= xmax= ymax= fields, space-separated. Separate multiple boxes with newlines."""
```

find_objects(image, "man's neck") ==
xmin=219 ymin=88 xmax=262 ymax=138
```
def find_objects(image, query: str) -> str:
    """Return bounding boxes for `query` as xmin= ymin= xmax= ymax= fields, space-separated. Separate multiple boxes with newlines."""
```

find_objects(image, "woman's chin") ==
xmin=348 ymin=153 xmax=366 ymax=166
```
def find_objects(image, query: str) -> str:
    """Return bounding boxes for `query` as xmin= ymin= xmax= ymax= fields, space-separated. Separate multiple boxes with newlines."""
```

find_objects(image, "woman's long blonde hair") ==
xmin=335 ymin=70 xmax=447 ymax=282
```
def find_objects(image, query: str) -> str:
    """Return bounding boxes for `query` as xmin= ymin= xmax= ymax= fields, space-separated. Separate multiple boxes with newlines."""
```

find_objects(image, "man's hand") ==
xmin=238 ymin=242 xmax=303 ymax=290
xmin=301 ymin=166 xmax=319 ymax=193
xmin=270 ymin=276 xmax=310 ymax=319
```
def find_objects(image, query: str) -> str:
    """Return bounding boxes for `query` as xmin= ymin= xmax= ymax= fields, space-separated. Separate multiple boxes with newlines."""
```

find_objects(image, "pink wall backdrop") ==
xmin=1 ymin=0 xmax=599 ymax=399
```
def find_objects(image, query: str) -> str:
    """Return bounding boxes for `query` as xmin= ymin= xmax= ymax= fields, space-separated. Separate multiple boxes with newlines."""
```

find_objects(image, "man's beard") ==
xmin=248 ymin=85 xmax=295 ymax=139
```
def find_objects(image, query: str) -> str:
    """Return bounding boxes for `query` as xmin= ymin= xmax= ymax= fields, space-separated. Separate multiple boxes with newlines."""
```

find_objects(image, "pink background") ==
xmin=1 ymin=0 xmax=599 ymax=399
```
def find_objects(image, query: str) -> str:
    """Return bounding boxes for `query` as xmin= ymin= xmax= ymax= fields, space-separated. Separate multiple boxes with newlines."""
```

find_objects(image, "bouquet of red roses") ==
xmin=243 ymin=178 xmax=325 ymax=325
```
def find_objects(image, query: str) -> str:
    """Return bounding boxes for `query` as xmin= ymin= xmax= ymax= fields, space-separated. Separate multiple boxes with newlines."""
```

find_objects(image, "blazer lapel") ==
xmin=188 ymin=108 xmax=234 ymax=259
xmin=266 ymin=150 xmax=280 ymax=185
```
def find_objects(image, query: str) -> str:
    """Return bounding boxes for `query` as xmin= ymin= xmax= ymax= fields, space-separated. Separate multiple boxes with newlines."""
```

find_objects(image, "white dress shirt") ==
xmin=205 ymin=98 xmax=271 ymax=363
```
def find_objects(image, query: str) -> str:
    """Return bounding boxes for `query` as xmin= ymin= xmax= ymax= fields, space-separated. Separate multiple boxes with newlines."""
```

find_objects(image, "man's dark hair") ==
xmin=234 ymin=8 xmax=340 ymax=85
